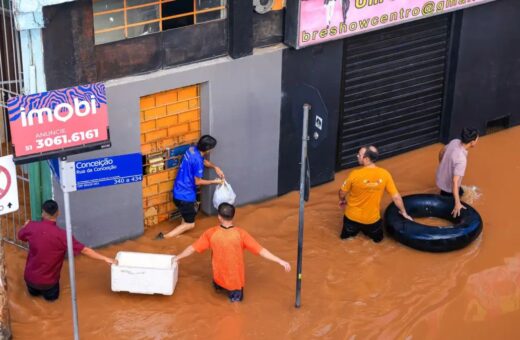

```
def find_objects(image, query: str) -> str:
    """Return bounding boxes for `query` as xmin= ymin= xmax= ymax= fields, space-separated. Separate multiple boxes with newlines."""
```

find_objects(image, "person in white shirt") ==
xmin=436 ymin=128 xmax=479 ymax=217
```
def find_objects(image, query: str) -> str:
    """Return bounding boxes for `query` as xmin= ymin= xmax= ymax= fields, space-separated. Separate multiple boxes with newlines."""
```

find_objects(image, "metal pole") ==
xmin=295 ymin=103 xmax=310 ymax=308
xmin=60 ymin=159 xmax=80 ymax=340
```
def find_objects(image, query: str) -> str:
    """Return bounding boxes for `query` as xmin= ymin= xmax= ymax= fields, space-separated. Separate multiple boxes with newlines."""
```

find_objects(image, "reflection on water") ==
xmin=465 ymin=254 xmax=520 ymax=322
xmin=5 ymin=127 xmax=520 ymax=339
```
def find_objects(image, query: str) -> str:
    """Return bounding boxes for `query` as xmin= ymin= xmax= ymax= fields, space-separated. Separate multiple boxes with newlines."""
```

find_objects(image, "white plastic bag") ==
xmin=213 ymin=180 xmax=237 ymax=209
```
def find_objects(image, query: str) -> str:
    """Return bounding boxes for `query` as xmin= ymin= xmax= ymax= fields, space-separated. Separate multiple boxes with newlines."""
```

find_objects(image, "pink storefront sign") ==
xmin=7 ymin=83 xmax=111 ymax=164
xmin=286 ymin=0 xmax=496 ymax=49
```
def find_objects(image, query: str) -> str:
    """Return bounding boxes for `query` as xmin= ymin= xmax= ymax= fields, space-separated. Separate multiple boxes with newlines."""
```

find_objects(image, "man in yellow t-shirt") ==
xmin=338 ymin=145 xmax=412 ymax=242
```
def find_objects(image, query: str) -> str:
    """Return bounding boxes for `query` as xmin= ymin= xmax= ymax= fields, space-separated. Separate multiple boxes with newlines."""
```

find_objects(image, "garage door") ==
xmin=337 ymin=14 xmax=452 ymax=169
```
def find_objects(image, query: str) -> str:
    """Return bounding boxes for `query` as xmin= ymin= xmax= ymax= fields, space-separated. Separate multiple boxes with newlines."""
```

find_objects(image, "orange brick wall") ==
xmin=140 ymin=85 xmax=201 ymax=227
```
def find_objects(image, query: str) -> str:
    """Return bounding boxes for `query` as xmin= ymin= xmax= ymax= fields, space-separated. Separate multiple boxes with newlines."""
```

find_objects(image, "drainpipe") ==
xmin=13 ymin=0 xmax=75 ymax=219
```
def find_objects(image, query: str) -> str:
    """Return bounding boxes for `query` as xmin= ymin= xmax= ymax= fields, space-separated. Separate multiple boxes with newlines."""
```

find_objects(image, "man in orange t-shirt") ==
xmin=338 ymin=145 xmax=412 ymax=242
xmin=175 ymin=203 xmax=291 ymax=302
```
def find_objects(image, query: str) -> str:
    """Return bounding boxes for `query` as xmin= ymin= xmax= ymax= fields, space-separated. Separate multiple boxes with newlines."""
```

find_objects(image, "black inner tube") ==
xmin=384 ymin=194 xmax=483 ymax=252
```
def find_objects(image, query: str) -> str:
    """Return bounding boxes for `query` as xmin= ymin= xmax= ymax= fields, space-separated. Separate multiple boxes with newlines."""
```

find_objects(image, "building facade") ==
xmin=30 ymin=0 xmax=520 ymax=247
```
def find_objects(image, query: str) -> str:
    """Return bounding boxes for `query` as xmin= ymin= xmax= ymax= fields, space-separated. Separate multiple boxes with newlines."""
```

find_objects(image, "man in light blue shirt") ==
xmin=156 ymin=135 xmax=224 ymax=239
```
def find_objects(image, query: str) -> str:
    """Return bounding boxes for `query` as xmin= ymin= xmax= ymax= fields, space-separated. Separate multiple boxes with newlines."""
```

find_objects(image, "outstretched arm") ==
xmin=259 ymin=249 xmax=291 ymax=272
xmin=176 ymin=245 xmax=196 ymax=261
xmin=391 ymin=194 xmax=413 ymax=221
xmin=81 ymin=247 xmax=117 ymax=265
xmin=204 ymin=159 xmax=225 ymax=179
xmin=195 ymin=177 xmax=223 ymax=186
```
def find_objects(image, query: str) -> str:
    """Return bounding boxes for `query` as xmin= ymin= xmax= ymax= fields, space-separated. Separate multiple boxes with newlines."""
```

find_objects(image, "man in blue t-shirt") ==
xmin=156 ymin=135 xmax=225 ymax=239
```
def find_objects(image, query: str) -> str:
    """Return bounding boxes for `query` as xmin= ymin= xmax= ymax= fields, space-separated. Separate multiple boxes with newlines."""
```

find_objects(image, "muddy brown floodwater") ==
xmin=414 ymin=217 xmax=454 ymax=227
xmin=5 ymin=126 xmax=520 ymax=339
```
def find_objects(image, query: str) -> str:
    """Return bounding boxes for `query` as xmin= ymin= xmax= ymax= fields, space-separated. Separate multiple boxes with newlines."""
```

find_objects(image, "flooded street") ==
xmin=5 ymin=126 xmax=520 ymax=339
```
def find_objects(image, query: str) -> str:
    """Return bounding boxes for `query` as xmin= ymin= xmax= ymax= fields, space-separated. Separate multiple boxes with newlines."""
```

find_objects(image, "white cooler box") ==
xmin=111 ymin=251 xmax=178 ymax=295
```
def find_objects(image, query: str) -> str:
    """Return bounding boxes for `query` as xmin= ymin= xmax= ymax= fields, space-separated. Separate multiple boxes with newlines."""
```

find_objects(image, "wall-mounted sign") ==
xmin=0 ymin=155 xmax=18 ymax=215
xmin=50 ymin=153 xmax=143 ymax=192
xmin=285 ymin=0 xmax=496 ymax=49
xmin=289 ymin=84 xmax=329 ymax=149
xmin=7 ymin=83 xmax=111 ymax=164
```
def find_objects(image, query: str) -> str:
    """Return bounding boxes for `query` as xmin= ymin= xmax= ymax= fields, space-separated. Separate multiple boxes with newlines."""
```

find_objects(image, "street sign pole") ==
xmin=295 ymin=103 xmax=310 ymax=308
xmin=59 ymin=158 xmax=80 ymax=340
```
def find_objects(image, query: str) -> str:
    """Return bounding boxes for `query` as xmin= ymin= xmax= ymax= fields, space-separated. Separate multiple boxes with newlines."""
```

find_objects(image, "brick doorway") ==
xmin=139 ymin=85 xmax=201 ymax=227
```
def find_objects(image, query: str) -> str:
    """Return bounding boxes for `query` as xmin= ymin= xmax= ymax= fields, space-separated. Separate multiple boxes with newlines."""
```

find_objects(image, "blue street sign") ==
xmin=74 ymin=153 xmax=142 ymax=191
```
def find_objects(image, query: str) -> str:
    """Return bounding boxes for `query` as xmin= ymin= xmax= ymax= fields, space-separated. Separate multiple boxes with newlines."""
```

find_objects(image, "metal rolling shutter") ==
xmin=337 ymin=15 xmax=451 ymax=169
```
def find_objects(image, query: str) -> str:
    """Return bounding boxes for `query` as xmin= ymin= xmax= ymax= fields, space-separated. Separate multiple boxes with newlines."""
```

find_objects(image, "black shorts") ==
xmin=340 ymin=216 xmax=384 ymax=243
xmin=440 ymin=187 xmax=465 ymax=198
xmin=213 ymin=281 xmax=244 ymax=302
xmin=26 ymin=282 xmax=60 ymax=301
xmin=173 ymin=198 xmax=197 ymax=223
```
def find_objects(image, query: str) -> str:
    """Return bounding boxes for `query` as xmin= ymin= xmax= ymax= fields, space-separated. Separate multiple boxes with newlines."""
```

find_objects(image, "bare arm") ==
xmin=203 ymin=159 xmax=225 ymax=178
xmin=391 ymin=194 xmax=413 ymax=221
xmin=338 ymin=189 xmax=347 ymax=207
xmin=176 ymin=245 xmax=196 ymax=261
xmin=259 ymin=248 xmax=291 ymax=272
xmin=451 ymin=175 xmax=466 ymax=217
xmin=194 ymin=177 xmax=223 ymax=186
xmin=81 ymin=247 xmax=117 ymax=265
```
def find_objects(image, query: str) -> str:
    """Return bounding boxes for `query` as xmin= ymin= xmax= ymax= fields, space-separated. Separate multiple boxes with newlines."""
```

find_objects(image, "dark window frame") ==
xmin=93 ymin=0 xmax=227 ymax=45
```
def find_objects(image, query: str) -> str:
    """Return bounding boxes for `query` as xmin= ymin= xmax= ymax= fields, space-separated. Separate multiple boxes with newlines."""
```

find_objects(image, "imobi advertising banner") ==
xmin=285 ymin=0 xmax=496 ymax=49
xmin=7 ymin=83 xmax=111 ymax=163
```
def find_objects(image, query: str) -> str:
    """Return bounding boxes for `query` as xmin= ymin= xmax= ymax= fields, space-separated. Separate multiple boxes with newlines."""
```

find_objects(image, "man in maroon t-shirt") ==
xmin=18 ymin=200 xmax=116 ymax=301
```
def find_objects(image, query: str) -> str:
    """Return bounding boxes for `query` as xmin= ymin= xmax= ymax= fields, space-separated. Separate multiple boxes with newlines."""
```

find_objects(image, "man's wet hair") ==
xmin=218 ymin=203 xmax=235 ymax=221
xmin=197 ymin=135 xmax=217 ymax=152
xmin=361 ymin=145 xmax=379 ymax=162
xmin=42 ymin=200 xmax=59 ymax=216
xmin=460 ymin=128 xmax=479 ymax=144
